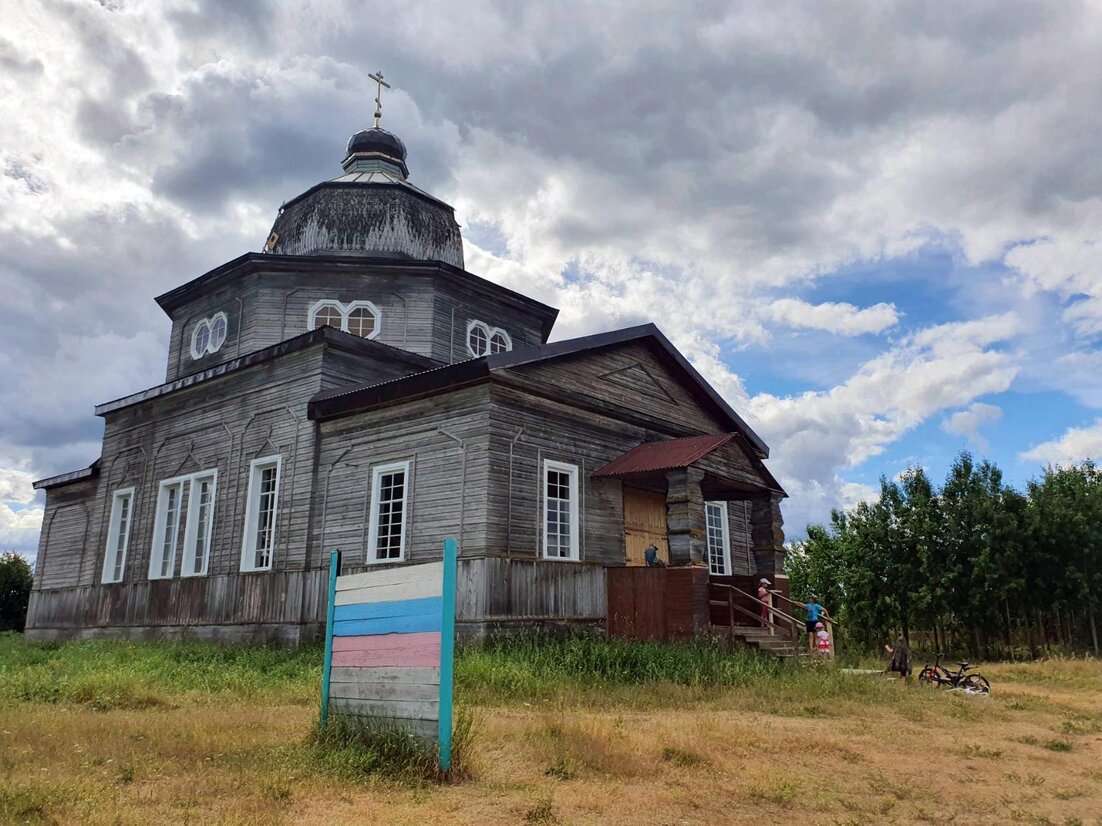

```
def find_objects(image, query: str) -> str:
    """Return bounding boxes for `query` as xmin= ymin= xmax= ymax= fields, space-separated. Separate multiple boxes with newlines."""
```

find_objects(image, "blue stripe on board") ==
xmin=333 ymin=612 xmax=442 ymax=637
xmin=333 ymin=596 xmax=442 ymax=623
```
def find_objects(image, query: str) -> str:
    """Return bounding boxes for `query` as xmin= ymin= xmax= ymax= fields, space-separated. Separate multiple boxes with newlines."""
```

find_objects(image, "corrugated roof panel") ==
xmin=593 ymin=434 xmax=736 ymax=477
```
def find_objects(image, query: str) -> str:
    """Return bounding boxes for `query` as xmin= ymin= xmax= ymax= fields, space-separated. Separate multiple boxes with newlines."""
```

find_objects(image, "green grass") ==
xmin=0 ymin=632 xmax=322 ymax=709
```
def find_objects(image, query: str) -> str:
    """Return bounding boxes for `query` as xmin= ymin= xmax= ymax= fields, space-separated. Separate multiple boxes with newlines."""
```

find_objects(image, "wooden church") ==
xmin=27 ymin=105 xmax=787 ymax=644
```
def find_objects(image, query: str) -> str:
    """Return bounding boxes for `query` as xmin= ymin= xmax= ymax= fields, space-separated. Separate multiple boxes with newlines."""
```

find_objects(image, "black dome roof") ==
xmin=346 ymin=127 xmax=407 ymax=161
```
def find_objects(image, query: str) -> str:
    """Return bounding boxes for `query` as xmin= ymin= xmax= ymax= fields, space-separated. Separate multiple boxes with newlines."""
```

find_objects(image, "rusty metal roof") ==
xmin=592 ymin=434 xmax=736 ymax=477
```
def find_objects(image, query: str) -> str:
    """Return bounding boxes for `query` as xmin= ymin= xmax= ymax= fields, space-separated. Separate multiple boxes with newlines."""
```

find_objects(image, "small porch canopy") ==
xmin=593 ymin=433 xmax=786 ymax=573
xmin=593 ymin=433 xmax=784 ymax=499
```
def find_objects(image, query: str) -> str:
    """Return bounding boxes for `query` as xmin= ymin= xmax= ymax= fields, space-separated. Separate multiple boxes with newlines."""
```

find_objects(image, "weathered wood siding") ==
xmin=431 ymin=277 xmax=547 ymax=363
xmin=455 ymin=557 xmax=606 ymax=626
xmin=727 ymin=500 xmax=754 ymax=577
xmin=166 ymin=264 xmax=551 ymax=382
xmin=607 ymin=567 xmax=710 ymax=641
xmin=312 ymin=385 xmax=492 ymax=570
xmin=33 ymin=479 xmax=97 ymax=589
xmin=24 ymin=570 xmax=328 ymax=643
xmin=501 ymin=341 xmax=730 ymax=436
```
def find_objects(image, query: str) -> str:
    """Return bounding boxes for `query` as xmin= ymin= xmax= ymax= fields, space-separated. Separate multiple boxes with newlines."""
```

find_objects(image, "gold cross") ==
xmin=369 ymin=71 xmax=391 ymax=128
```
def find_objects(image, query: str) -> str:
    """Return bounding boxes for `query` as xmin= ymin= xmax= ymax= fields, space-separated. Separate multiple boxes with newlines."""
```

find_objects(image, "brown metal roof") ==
xmin=592 ymin=434 xmax=736 ymax=477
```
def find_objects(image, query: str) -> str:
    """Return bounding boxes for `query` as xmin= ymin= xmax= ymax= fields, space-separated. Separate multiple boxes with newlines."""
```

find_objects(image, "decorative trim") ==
xmin=706 ymin=501 xmax=732 ymax=576
xmin=308 ymin=299 xmax=382 ymax=340
xmin=466 ymin=319 xmax=512 ymax=357
xmin=189 ymin=312 xmax=229 ymax=360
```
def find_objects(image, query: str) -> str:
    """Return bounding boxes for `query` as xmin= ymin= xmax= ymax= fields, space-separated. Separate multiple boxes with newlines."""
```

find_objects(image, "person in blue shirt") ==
xmin=803 ymin=595 xmax=830 ymax=653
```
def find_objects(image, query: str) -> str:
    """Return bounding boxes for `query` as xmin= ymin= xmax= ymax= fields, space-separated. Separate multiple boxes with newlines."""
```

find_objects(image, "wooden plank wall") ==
xmin=607 ymin=567 xmax=710 ymax=641
xmin=313 ymin=385 xmax=492 ymax=571
xmin=24 ymin=569 xmax=329 ymax=643
xmin=34 ymin=479 xmax=96 ymax=589
xmin=454 ymin=557 xmax=606 ymax=624
xmin=430 ymin=278 xmax=546 ymax=363
xmin=328 ymin=562 xmax=445 ymax=738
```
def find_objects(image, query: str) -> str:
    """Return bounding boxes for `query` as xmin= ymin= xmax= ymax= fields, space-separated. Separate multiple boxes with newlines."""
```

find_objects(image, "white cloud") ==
xmin=941 ymin=402 xmax=1003 ymax=451
xmin=1021 ymin=419 xmax=1102 ymax=466
xmin=764 ymin=298 xmax=899 ymax=336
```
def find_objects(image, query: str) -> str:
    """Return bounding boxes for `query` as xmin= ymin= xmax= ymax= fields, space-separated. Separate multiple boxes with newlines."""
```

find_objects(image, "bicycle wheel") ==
xmin=962 ymin=674 xmax=990 ymax=694
xmin=918 ymin=666 xmax=938 ymax=686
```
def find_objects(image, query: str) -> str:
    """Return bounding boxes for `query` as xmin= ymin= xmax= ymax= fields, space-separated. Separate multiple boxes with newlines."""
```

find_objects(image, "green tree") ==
xmin=0 ymin=552 xmax=33 ymax=632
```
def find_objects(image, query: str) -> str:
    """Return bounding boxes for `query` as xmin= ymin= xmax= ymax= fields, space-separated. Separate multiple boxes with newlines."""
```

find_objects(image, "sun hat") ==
xmin=759 ymin=578 xmax=771 ymax=585
xmin=815 ymin=621 xmax=824 ymax=629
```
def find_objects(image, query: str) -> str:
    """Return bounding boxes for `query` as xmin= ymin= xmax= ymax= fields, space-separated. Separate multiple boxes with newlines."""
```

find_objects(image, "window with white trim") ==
xmin=190 ymin=312 xmax=229 ymax=360
xmin=101 ymin=487 xmax=134 ymax=583
xmin=149 ymin=470 xmax=217 ymax=580
xmin=542 ymin=460 xmax=580 ymax=560
xmin=706 ymin=501 xmax=732 ymax=576
xmin=466 ymin=320 xmax=512 ymax=356
xmin=182 ymin=472 xmax=217 ymax=577
xmin=241 ymin=456 xmax=282 ymax=572
xmin=368 ymin=461 xmax=410 ymax=563
xmin=308 ymin=299 xmax=381 ymax=339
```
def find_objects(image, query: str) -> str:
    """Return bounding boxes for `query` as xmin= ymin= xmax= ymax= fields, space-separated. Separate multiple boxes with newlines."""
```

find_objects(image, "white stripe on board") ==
xmin=328 ymin=682 xmax=440 ymax=702
xmin=329 ymin=666 xmax=440 ymax=686
xmin=335 ymin=562 xmax=444 ymax=593
xmin=334 ymin=577 xmax=443 ymax=605
xmin=329 ymin=697 xmax=439 ymax=721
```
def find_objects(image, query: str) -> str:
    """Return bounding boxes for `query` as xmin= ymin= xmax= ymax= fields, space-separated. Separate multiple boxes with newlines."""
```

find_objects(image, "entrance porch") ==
xmin=595 ymin=434 xmax=791 ymax=647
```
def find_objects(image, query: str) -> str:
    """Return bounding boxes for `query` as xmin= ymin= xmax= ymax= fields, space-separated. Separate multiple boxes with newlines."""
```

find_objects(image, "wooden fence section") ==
xmin=708 ymin=575 xmax=791 ymax=628
xmin=606 ymin=567 xmax=710 ymax=641
xmin=321 ymin=541 xmax=457 ymax=764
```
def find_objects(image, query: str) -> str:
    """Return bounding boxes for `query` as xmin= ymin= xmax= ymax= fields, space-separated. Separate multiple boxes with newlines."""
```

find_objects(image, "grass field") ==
xmin=1 ymin=633 xmax=1100 ymax=825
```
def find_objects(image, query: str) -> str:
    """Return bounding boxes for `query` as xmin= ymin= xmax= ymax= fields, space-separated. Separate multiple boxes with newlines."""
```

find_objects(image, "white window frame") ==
xmin=189 ymin=311 xmax=229 ymax=360
xmin=180 ymin=470 xmax=218 ymax=578
xmin=240 ymin=455 xmax=282 ymax=573
xmin=101 ymin=487 xmax=135 ymax=584
xmin=705 ymin=501 xmax=732 ymax=576
xmin=149 ymin=478 xmax=184 ymax=580
xmin=542 ymin=460 xmax=580 ymax=561
xmin=149 ymin=470 xmax=219 ymax=580
xmin=466 ymin=319 xmax=512 ymax=357
xmin=367 ymin=460 xmax=412 ymax=564
xmin=308 ymin=299 xmax=382 ymax=340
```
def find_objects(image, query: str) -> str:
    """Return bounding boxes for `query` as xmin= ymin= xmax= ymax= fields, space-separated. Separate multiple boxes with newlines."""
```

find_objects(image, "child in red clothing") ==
xmin=814 ymin=621 xmax=832 ymax=658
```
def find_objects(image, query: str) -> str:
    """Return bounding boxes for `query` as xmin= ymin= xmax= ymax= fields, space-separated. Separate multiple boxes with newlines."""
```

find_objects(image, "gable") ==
xmin=500 ymin=341 xmax=731 ymax=436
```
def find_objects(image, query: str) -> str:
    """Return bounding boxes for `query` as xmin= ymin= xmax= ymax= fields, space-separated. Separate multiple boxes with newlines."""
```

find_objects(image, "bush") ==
xmin=0 ymin=553 xmax=33 ymax=632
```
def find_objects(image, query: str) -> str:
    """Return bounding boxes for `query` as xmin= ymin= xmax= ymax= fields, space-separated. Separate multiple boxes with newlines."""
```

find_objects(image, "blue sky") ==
xmin=3 ymin=1 xmax=1102 ymax=554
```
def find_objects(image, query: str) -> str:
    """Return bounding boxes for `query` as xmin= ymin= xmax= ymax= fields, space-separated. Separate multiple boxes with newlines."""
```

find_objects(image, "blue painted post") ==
xmin=320 ymin=549 xmax=341 ymax=729
xmin=437 ymin=538 xmax=458 ymax=772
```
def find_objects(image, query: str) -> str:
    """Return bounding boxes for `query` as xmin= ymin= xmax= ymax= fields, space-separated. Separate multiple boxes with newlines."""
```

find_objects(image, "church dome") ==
xmin=346 ymin=127 xmax=407 ymax=164
xmin=262 ymin=126 xmax=463 ymax=268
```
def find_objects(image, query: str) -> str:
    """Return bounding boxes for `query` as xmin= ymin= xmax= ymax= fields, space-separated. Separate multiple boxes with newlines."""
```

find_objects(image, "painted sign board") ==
xmin=320 ymin=539 xmax=458 ymax=770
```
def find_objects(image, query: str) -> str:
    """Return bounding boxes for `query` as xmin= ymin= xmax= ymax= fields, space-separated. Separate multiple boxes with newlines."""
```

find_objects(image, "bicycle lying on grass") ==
xmin=918 ymin=653 xmax=991 ymax=694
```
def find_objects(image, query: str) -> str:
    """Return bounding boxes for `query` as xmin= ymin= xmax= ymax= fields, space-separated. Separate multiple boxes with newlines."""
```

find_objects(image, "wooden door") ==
xmin=623 ymin=487 xmax=669 ymax=566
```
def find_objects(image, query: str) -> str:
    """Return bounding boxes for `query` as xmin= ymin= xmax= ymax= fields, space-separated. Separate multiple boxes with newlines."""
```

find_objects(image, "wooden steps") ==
xmin=720 ymin=624 xmax=805 ymax=658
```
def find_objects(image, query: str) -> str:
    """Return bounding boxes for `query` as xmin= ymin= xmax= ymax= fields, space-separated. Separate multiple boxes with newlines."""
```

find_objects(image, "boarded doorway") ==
xmin=623 ymin=486 xmax=669 ymax=566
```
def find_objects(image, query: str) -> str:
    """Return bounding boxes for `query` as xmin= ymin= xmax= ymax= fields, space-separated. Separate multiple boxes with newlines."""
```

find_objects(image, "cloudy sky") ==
xmin=4 ymin=0 xmax=1102 ymax=558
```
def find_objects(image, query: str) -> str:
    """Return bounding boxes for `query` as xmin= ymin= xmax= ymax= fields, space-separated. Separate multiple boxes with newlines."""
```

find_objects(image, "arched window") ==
xmin=467 ymin=320 xmax=512 ymax=357
xmin=190 ymin=312 xmax=229 ymax=360
xmin=307 ymin=300 xmax=381 ymax=340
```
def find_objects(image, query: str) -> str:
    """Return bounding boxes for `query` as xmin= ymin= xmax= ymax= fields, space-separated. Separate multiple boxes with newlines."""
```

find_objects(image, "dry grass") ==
xmin=1 ymin=651 xmax=1100 ymax=824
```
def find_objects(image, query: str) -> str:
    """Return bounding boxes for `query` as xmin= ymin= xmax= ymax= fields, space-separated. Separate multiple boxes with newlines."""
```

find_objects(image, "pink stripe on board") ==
xmin=331 ymin=632 xmax=442 ymax=668
xmin=332 ymin=632 xmax=440 ymax=653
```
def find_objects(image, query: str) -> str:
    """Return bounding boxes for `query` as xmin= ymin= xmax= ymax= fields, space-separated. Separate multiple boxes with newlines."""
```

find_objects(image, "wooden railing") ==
xmin=709 ymin=582 xmax=801 ymax=641
xmin=770 ymin=590 xmax=838 ymax=657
